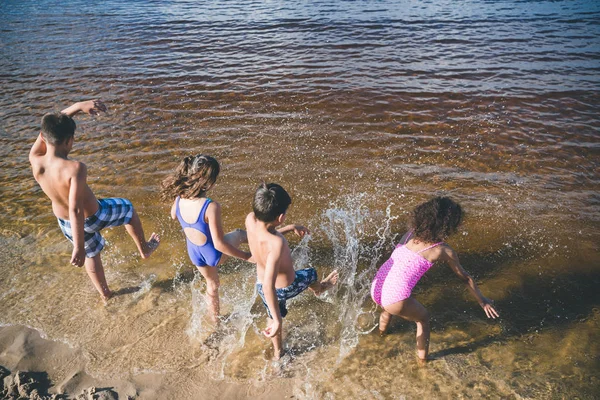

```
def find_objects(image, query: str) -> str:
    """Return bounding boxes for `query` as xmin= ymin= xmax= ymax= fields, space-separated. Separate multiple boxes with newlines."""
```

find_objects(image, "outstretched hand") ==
xmin=480 ymin=298 xmax=500 ymax=319
xmin=79 ymin=99 xmax=108 ymax=116
xmin=292 ymin=225 xmax=310 ymax=237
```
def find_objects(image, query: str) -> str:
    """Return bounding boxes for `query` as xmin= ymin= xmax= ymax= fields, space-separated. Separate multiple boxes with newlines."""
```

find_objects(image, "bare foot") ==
xmin=417 ymin=357 xmax=428 ymax=367
xmin=379 ymin=329 xmax=386 ymax=337
xmin=312 ymin=270 xmax=339 ymax=296
xmin=141 ymin=233 xmax=160 ymax=259
xmin=101 ymin=291 xmax=113 ymax=303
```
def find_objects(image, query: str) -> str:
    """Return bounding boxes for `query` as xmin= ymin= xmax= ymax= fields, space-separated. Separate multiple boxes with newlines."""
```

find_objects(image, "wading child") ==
xmin=371 ymin=197 xmax=499 ymax=363
xmin=29 ymin=100 xmax=160 ymax=301
xmin=162 ymin=155 xmax=252 ymax=323
xmin=246 ymin=183 xmax=339 ymax=360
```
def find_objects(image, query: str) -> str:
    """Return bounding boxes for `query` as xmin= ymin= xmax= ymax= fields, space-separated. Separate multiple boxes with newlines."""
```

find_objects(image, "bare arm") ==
xmin=443 ymin=246 xmax=499 ymax=319
xmin=68 ymin=163 xmax=88 ymax=267
xmin=277 ymin=224 xmax=310 ymax=237
xmin=206 ymin=202 xmax=251 ymax=260
xmin=61 ymin=100 xmax=107 ymax=117
xmin=29 ymin=133 xmax=47 ymax=161
xmin=170 ymin=199 xmax=177 ymax=220
xmin=262 ymin=244 xmax=283 ymax=337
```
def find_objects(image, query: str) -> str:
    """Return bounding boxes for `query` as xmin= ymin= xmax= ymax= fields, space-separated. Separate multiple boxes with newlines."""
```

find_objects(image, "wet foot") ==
xmin=313 ymin=270 xmax=339 ymax=295
xmin=101 ymin=291 xmax=113 ymax=303
xmin=141 ymin=233 xmax=161 ymax=258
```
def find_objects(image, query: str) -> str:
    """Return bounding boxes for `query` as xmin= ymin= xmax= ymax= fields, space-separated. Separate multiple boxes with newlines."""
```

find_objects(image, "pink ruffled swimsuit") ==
xmin=371 ymin=232 xmax=443 ymax=307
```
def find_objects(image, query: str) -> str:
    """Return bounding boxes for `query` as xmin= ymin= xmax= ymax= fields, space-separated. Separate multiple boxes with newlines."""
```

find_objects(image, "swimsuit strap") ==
xmin=175 ymin=196 xmax=188 ymax=226
xmin=403 ymin=230 xmax=414 ymax=244
xmin=198 ymin=198 xmax=212 ymax=225
xmin=176 ymin=197 xmax=211 ymax=227
xmin=416 ymin=242 xmax=444 ymax=254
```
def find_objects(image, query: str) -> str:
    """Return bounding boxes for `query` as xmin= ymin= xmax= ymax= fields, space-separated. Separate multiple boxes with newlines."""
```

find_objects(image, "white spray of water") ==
xmin=292 ymin=194 xmax=400 ymax=399
xmin=321 ymin=194 xmax=399 ymax=360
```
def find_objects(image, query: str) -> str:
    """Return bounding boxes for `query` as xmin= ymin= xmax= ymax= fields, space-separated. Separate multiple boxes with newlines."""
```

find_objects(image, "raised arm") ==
xmin=68 ymin=163 xmax=88 ymax=267
xmin=277 ymin=224 xmax=310 ymax=238
xmin=262 ymin=244 xmax=283 ymax=337
xmin=29 ymin=133 xmax=47 ymax=161
xmin=442 ymin=246 xmax=499 ymax=319
xmin=206 ymin=202 xmax=251 ymax=261
xmin=61 ymin=100 xmax=107 ymax=117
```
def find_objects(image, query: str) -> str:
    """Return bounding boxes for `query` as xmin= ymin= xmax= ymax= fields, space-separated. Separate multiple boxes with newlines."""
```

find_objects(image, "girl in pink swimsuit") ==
xmin=371 ymin=197 xmax=499 ymax=363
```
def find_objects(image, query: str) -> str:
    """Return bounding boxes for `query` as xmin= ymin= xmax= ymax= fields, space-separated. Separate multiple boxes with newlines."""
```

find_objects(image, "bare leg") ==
xmin=383 ymin=297 xmax=431 ymax=362
xmin=309 ymin=270 xmax=339 ymax=296
xmin=84 ymin=254 xmax=112 ymax=301
xmin=124 ymin=208 xmax=160 ymax=259
xmin=197 ymin=266 xmax=220 ymax=324
xmin=268 ymin=317 xmax=284 ymax=361
xmin=216 ymin=229 xmax=248 ymax=265
xmin=379 ymin=310 xmax=392 ymax=336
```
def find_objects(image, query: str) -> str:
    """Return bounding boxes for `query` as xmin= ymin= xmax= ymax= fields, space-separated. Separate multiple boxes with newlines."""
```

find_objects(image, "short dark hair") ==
xmin=410 ymin=197 xmax=463 ymax=243
xmin=253 ymin=183 xmax=292 ymax=222
xmin=41 ymin=112 xmax=76 ymax=145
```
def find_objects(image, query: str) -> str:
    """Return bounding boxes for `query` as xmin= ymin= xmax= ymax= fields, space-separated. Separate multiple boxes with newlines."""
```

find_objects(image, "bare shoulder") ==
xmin=68 ymin=159 xmax=88 ymax=178
xmin=268 ymin=230 xmax=287 ymax=252
xmin=245 ymin=212 xmax=256 ymax=228
xmin=438 ymin=243 xmax=458 ymax=261
xmin=206 ymin=199 xmax=221 ymax=214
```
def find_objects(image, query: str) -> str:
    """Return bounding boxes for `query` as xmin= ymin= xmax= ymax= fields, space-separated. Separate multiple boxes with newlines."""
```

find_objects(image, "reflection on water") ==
xmin=0 ymin=0 xmax=599 ymax=398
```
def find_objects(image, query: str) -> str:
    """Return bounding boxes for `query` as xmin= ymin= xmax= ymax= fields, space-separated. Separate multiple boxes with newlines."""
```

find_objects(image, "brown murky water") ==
xmin=0 ymin=0 xmax=599 ymax=398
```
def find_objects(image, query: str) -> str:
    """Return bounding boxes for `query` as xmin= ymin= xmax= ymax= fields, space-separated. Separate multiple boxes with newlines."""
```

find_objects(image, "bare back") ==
xmin=245 ymin=213 xmax=295 ymax=288
xmin=30 ymin=152 xmax=98 ymax=220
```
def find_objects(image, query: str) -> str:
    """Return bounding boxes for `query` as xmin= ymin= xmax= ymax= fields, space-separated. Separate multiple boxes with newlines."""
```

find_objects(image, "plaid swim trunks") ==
xmin=57 ymin=198 xmax=134 ymax=258
xmin=256 ymin=268 xmax=318 ymax=318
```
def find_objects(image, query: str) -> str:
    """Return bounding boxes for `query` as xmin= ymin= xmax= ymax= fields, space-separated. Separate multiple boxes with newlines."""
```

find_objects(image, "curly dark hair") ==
xmin=409 ymin=197 xmax=463 ymax=243
xmin=161 ymin=155 xmax=220 ymax=200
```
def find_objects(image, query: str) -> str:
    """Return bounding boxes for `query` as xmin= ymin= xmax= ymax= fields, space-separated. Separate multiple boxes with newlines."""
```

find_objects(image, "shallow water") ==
xmin=0 ymin=0 xmax=599 ymax=399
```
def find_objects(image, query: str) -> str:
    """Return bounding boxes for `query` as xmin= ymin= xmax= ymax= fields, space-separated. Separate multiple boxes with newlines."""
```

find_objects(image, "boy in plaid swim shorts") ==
xmin=246 ymin=183 xmax=339 ymax=360
xmin=29 ymin=100 xmax=160 ymax=300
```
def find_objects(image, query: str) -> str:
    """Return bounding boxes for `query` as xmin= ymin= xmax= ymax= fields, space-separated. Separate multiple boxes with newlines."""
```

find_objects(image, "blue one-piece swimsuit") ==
xmin=176 ymin=197 xmax=222 ymax=267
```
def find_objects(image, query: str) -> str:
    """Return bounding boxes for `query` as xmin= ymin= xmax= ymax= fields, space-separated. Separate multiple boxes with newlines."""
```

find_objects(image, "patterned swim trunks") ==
xmin=256 ymin=268 xmax=318 ymax=318
xmin=57 ymin=198 xmax=134 ymax=258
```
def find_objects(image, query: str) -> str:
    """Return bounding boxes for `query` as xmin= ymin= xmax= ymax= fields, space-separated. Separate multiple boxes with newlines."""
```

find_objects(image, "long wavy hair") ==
xmin=409 ymin=197 xmax=463 ymax=243
xmin=161 ymin=155 xmax=220 ymax=200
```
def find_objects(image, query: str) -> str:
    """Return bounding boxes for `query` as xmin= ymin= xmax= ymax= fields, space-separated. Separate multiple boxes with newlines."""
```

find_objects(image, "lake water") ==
xmin=0 ymin=0 xmax=599 ymax=398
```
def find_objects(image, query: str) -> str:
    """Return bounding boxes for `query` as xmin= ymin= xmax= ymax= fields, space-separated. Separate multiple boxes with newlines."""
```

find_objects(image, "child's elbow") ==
xmin=69 ymin=205 xmax=83 ymax=217
xmin=213 ymin=240 xmax=226 ymax=252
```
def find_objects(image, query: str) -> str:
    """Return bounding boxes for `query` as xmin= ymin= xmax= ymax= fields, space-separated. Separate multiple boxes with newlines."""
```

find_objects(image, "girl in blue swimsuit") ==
xmin=162 ymin=155 xmax=252 ymax=323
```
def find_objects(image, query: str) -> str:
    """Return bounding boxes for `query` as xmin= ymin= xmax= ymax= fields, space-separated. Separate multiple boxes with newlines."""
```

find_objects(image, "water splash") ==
xmin=321 ymin=194 xmax=399 ymax=360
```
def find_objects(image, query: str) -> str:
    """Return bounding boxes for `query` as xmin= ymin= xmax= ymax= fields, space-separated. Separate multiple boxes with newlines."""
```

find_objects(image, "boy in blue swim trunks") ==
xmin=29 ymin=100 xmax=160 ymax=301
xmin=245 ymin=183 xmax=338 ymax=360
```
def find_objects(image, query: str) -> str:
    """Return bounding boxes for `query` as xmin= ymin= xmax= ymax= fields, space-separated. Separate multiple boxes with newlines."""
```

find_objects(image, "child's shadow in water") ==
xmin=428 ymin=263 xmax=599 ymax=358
xmin=153 ymin=269 xmax=197 ymax=292
xmin=112 ymin=286 xmax=143 ymax=296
